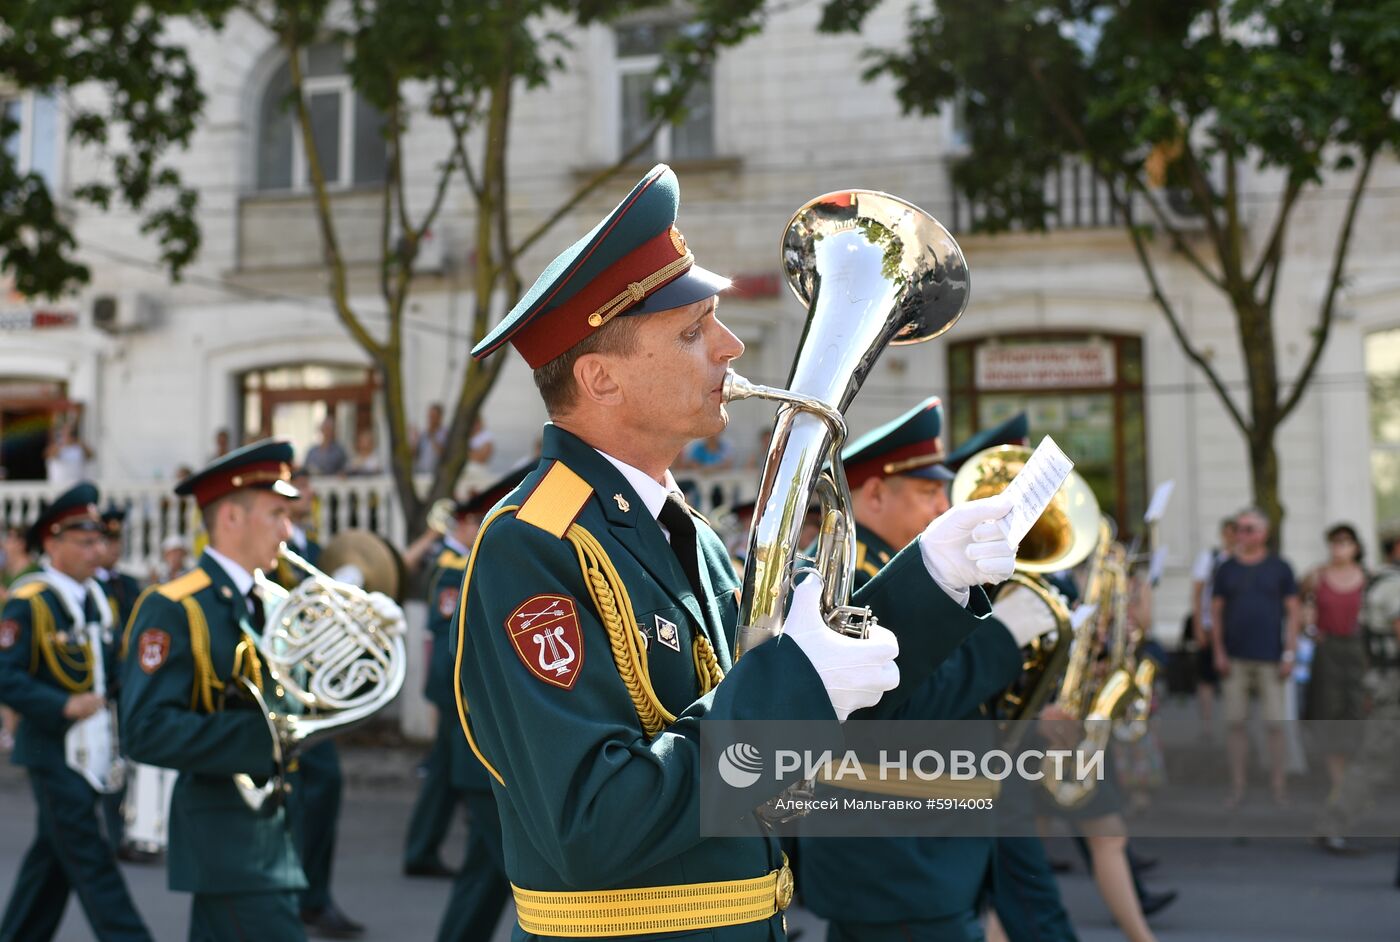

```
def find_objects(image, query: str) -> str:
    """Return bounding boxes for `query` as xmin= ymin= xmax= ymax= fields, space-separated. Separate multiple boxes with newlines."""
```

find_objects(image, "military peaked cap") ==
xmin=175 ymin=438 xmax=299 ymax=509
xmin=30 ymin=482 xmax=104 ymax=546
xmin=842 ymin=397 xmax=954 ymax=489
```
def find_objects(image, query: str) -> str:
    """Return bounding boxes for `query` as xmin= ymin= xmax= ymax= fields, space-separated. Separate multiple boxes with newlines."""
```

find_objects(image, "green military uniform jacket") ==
xmin=101 ymin=570 xmax=144 ymax=638
xmin=118 ymin=553 xmax=307 ymax=895
xmin=426 ymin=540 xmax=469 ymax=712
xmin=800 ymin=523 xmax=1025 ymax=927
xmin=0 ymin=579 xmax=116 ymax=771
xmin=457 ymin=425 xmax=993 ymax=939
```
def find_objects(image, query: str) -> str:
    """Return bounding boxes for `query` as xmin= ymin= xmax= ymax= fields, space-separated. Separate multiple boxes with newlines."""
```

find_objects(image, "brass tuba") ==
xmin=724 ymin=190 xmax=969 ymax=655
xmin=233 ymin=543 xmax=407 ymax=812
xmin=950 ymin=445 xmax=1102 ymax=735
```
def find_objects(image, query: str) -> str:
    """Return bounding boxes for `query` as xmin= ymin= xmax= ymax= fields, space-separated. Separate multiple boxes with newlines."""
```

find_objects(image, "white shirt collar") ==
xmin=41 ymin=563 xmax=89 ymax=615
xmin=290 ymin=525 xmax=308 ymax=551
xmin=204 ymin=547 xmax=255 ymax=598
xmin=444 ymin=534 xmax=470 ymax=556
xmin=594 ymin=449 xmax=684 ymax=522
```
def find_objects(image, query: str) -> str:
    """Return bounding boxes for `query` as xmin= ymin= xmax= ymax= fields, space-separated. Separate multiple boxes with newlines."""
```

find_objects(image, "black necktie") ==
xmin=247 ymin=587 xmax=266 ymax=634
xmin=82 ymin=590 xmax=101 ymax=625
xmin=659 ymin=495 xmax=704 ymax=599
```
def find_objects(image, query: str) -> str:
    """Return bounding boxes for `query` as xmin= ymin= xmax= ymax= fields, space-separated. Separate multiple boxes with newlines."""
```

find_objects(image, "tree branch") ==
xmin=514 ymin=114 xmax=668 ymax=259
xmin=1126 ymin=220 xmax=1250 ymax=434
xmin=285 ymin=34 xmax=383 ymax=359
xmin=1248 ymin=172 xmax=1304 ymax=292
xmin=1121 ymin=172 xmax=1226 ymax=290
xmin=1277 ymin=148 xmax=1376 ymax=422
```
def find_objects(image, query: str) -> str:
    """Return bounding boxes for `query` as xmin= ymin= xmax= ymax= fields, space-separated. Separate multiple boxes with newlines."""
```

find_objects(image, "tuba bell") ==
xmin=950 ymin=445 xmax=1102 ymax=739
xmin=231 ymin=544 xmax=407 ymax=812
xmin=724 ymin=190 xmax=969 ymax=655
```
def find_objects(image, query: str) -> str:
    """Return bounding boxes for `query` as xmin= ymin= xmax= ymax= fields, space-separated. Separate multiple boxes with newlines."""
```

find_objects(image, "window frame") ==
xmin=611 ymin=21 xmax=716 ymax=164
xmin=1 ymin=90 xmax=63 ymax=192
xmin=256 ymin=42 xmax=384 ymax=194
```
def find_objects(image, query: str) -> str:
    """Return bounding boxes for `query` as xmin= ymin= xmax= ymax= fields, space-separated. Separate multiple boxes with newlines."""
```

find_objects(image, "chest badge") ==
xmin=654 ymin=615 xmax=681 ymax=653
xmin=0 ymin=619 xmax=18 ymax=649
xmin=506 ymin=594 xmax=584 ymax=690
xmin=613 ymin=494 xmax=630 ymax=513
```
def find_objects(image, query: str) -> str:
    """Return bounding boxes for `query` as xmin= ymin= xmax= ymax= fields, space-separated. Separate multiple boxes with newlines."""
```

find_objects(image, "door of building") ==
xmin=0 ymin=379 xmax=76 ymax=481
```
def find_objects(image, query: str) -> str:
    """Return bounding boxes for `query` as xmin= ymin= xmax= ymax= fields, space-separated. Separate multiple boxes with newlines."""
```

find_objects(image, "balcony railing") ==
xmin=948 ymin=158 xmax=1209 ymax=236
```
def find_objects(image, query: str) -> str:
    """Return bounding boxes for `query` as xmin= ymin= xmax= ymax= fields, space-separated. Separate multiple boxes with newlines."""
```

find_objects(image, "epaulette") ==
xmin=10 ymin=581 xmax=46 ymax=601
xmin=854 ymin=540 xmax=881 ymax=579
xmin=157 ymin=568 xmax=212 ymax=601
xmin=516 ymin=461 xmax=593 ymax=539
xmin=436 ymin=549 xmax=468 ymax=571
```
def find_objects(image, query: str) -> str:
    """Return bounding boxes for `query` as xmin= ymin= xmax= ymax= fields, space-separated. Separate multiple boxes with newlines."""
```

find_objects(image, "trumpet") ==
xmin=232 ymin=544 xmax=406 ymax=812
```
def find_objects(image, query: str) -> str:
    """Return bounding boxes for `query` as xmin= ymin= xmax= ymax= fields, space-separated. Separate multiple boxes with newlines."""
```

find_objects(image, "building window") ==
xmin=1366 ymin=327 xmax=1400 ymax=528
xmin=2 ymin=92 xmax=60 ymax=190
xmin=948 ymin=333 xmax=1148 ymax=538
xmin=241 ymin=363 xmax=376 ymax=460
xmin=256 ymin=42 xmax=388 ymax=192
xmin=615 ymin=22 xmax=715 ymax=163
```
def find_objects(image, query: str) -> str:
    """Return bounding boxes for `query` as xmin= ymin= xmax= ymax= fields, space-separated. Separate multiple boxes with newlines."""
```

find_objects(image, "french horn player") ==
xmin=454 ymin=164 xmax=1018 ymax=940
xmin=120 ymin=440 xmax=405 ymax=941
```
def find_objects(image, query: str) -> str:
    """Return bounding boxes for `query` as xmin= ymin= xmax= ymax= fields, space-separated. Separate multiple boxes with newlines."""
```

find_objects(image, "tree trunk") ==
xmin=1248 ymin=427 xmax=1284 ymax=546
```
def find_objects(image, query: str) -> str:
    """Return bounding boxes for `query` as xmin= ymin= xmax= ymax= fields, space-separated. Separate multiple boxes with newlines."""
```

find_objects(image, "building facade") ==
xmin=2 ymin=3 xmax=1399 ymax=637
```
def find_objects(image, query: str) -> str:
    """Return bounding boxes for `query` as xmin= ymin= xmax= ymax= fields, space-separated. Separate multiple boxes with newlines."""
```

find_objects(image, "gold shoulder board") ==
xmin=157 ymin=568 xmax=212 ymax=601
xmin=516 ymin=461 xmax=593 ymax=539
xmin=10 ymin=581 xmax=46 ymax=601
xmin=436 ymin=549 xmax=468 ymax=571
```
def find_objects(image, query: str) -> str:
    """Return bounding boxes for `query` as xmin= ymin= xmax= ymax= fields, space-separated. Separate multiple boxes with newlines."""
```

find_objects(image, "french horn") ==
xmin=232 ymin=544 xmax=407 ymax=812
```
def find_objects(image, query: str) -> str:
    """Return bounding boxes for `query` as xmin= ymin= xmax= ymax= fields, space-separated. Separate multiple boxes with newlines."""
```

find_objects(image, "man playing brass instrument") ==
xmin=798 ymin=400 xmax=1070 ymax=942
xmin=120 ymin=441 xmax=309 ymax=941
xmin=455 ymin=164 xmax=1018 ymax=940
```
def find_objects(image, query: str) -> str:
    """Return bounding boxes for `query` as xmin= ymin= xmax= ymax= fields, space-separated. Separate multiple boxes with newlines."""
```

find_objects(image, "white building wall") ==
xmin=4 ymin=4 xmax=1399 ymax=637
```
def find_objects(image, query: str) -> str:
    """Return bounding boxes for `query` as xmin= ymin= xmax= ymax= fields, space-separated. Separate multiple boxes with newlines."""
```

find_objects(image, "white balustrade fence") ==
xmin=0 ymin=467 xmax=760 ymax=574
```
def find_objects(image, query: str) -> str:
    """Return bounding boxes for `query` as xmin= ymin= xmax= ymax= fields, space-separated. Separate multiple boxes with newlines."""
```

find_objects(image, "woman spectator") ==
xmin=1300 ymin=523 xmax=1369 ymax=796
xmin=44 ymin=420 xmax=92 ymax=489
xmin=346 ymin=428 xmax=384 ymax=476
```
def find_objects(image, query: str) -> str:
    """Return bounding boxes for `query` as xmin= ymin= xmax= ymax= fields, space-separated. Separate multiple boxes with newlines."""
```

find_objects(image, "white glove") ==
xmin=367 ymin=591 xmax=405 ymax=627
xmin=780 ymin=576 xmax=899 ymax=722
xmin=992 ymin=584 xmax=1059 ymax=648
xmin=918 ymin=494 xmax=1017 ymax=604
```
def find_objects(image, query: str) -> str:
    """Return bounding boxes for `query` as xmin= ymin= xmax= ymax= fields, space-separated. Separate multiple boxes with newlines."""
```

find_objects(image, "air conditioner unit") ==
xmin=91 ymin=292 xmax=160 ymax=334
xmin=390 ymin=222 xmax=446 ymax=275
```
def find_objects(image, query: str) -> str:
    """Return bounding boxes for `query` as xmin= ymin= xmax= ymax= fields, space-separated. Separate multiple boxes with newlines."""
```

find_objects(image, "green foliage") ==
xmin=0 ymin=0 xmax=235 ymax=297
xmin=822 ymin=0 xmax=1400 ymax=233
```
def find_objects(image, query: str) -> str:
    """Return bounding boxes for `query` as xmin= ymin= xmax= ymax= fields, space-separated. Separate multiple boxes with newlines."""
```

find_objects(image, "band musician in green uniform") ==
xmin=404 ymin=492 xmax=482 ymax=880
xmin=267 ymin=466 xmax=361 ymax=939
xmin=454 ymin=163 xmax=1021 ymax=940
xmin=798 ymin=400 xmax=1067 ymax=942
xmin=96 ymin=505 xmax=150 ymax=861
xmin=433 ymin=462 xmax=532 ymax=942
xmin=119 ymin=441 xmax=309 ymax=941
xmin=0 ymin=482 xmax=153 ymax=941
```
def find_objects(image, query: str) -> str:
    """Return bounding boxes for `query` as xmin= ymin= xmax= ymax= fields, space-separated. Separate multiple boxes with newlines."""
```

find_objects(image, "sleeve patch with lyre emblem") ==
xmin=0 ymin=619 xmax=18 ymax=649
xmin=438 ymin=587 xmax=460 ymax=618
xmin=137 ymin=629 xmax=171 ymax=674
xmin=505 ymin=594 xmax=583 ymax=690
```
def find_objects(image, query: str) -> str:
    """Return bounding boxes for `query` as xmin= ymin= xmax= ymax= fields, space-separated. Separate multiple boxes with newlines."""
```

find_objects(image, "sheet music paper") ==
xmin=1149 ymin=546 xmax=1169 ymax=586
xmin=1144 ymin=480 xmax=1176 ymax=524
xmin=998 ymin=435 xmax=1075 ymax=547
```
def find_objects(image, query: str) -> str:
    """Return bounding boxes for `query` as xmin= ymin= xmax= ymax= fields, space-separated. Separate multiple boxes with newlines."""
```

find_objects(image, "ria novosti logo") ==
xmin=717 ymin=742 xmax=764 ymax=788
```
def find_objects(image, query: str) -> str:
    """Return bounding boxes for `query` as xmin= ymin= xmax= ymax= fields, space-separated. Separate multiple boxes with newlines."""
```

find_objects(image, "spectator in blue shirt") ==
xmin=1211 ymin=507 xmax=1300 ymax=807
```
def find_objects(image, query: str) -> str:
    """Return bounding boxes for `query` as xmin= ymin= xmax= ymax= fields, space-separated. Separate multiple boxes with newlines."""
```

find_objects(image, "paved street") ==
xmin=3 ymin=749 xmax=1398 ymax=941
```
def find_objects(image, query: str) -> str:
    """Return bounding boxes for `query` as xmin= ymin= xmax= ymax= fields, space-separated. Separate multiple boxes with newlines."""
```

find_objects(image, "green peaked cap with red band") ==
xmin=842 ymin=397 xmax=954 ymax=490
xmin=943 ymin=412 xmax=1031 ymax=473
xmin=29 ymin=481 xmax=104 ymax=547
xmin=471 ymin=163 xmax=730 ymax=368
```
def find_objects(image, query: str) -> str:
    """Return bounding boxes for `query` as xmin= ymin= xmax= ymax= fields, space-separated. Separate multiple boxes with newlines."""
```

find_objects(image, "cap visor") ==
xmin=625 ymin=265 xmax=731 ymax=316
xmin=272 ymin=480 xmax=301 ymax=499
xmin=905 ymin=464 xmax=956 ymax=482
